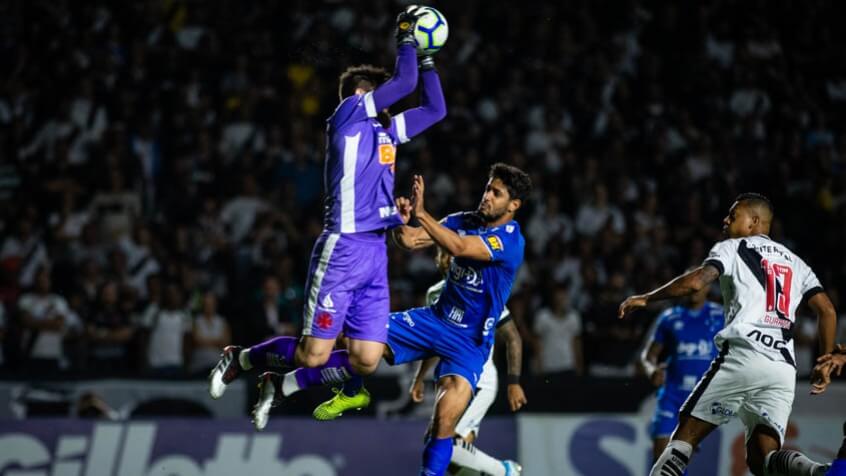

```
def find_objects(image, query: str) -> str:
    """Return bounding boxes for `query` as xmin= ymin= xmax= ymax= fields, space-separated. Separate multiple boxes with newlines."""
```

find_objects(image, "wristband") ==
xmin=507 ymin=374 xmax=520 ymax=385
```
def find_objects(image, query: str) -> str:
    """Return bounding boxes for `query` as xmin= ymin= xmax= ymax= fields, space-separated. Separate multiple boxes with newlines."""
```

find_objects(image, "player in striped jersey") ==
xmin=409 ymin=247 xmax=525 ymax=476
xmin=620 ymin=193 xmax=838 ymax=476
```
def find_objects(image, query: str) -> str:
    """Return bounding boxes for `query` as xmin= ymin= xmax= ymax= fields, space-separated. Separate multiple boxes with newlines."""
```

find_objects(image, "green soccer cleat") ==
xmin=312 ymin=387 xmax=371 ymax=421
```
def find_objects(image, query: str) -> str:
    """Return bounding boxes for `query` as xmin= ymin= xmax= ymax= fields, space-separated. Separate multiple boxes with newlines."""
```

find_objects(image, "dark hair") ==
xmin=736 ymin=192 xmax=774 ymax=216
xmin=338 ymin=65 xmax=390 ymax=100
xmin=489 ymin=163 xmax=532 ymax=202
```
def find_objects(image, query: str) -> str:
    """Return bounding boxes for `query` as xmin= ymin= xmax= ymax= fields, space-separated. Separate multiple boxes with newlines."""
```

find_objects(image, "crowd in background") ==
xmin=2 ymin=0 xmax=846 ymax=381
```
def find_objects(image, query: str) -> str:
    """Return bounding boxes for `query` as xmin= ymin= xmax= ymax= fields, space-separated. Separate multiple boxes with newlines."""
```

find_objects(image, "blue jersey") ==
xmin=433 ymin=212 xmax=524 ymax=348
xmin=652 ymin=302 xmax=724 ymax=393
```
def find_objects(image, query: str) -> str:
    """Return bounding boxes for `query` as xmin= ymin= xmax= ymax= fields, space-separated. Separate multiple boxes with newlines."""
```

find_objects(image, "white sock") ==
xmin=281 ymin=371 xmax=302 ymax=397
xmin=450 ymin=438 xmax=505 ymax=476
xmin=649 ymin=440 xmax=692 ymax=476
xmin=238 ymin=349 xmax=252 ymax=370
xmin=765 ymin=450 xmax=828 ymax=476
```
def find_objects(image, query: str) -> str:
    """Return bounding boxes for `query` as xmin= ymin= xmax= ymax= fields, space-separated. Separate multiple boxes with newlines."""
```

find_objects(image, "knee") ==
xmin=348 ymin=353 xmax=380 ymax=375
xmin=296 ymin=347 xmax=330 ymax=368
xmin=431 ymin=413 xmax=458 ymax=439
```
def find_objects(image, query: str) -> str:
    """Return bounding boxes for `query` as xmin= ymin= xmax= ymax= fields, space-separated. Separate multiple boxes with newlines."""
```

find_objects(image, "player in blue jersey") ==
xmin=251 ymin=163 xmax=532 ymax=476
xmin=640 ymin=283 xmax=724 ymax=465
xmin=208 ymin=6 xmax=447 ymax=402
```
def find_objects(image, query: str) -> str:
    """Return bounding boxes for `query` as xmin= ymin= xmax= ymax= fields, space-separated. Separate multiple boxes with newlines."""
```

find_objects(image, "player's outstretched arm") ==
xmin=808 ymin=292 xmax=838 ymax=394
xmin=391 ymin=196 xmax=437 ymax=250
xmin=411 ymin=175 xmax=493 ymax=261
xmin=618 ymin=264 xmax=719 ymax=318
xmin=498 ymin=320 xmax=528 ymax=411
xmin=370 ymin=8 xmax=426 ymax=111
xmin=641 ymin=340 xmax=666 ymax=387
xmin=396 ymin=67 xmax=447 ymax=141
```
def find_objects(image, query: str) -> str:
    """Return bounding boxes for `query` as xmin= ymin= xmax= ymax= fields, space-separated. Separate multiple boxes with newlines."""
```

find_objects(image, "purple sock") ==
xmin=248 ymin=336 xmax=298 ymax=370
xmin=293 ymin=350 xmax=356 ymax=389
xmin=420 ymin=436 xmax=453 ymax=476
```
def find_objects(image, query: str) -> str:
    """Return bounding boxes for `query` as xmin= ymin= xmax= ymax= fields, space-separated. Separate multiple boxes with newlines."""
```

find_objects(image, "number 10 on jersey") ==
xmin=762 ymin=259 xmax=792 ymax=317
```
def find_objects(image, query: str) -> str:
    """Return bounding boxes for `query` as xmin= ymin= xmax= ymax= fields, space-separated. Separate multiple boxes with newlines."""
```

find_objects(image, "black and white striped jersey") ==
xmin=703 ymin=234 xmax=823 ymax=367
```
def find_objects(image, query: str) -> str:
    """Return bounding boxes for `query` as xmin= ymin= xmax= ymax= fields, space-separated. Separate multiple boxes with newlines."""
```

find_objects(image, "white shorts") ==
xmin=454 ymin=385 xmax=497 ymax=439
xmin=680 ymin=342 xmax=796 ymax=444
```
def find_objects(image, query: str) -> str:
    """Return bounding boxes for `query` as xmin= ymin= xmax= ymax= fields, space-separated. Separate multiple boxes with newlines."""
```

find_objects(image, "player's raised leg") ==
xmin=754 ymin=425 xmax=830 ymax=476
xmin=449 ymin=387 xmax=521 ymax=476
xmin=422 ymin=375 xmax=474 ymax=476
xmin=650 ymin=414 xmax=715 ymax=476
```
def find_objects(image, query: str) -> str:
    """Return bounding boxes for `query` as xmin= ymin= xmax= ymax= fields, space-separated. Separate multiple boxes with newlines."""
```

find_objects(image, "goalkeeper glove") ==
xmin=419 ymin=55 xmax=435 ymax=71
xmin=396 ymin=5 xmax=425 ymax=47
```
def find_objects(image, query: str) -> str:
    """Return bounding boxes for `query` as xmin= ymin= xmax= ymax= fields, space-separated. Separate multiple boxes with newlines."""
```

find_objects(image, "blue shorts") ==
xmin=386 ymin=307 xmax=489 ymax=390
xmin=650 ymin=388 xmax=689 ymax=438
xmin=827 ymin=459 xmax=846 ymax=476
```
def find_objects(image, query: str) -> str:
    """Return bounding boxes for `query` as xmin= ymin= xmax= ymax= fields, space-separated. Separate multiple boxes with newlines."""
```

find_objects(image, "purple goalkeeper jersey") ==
xmin=322 ymin=93 xmax=407 ymax=233
xmin=321 ymin=44 xmax=446 ymax=234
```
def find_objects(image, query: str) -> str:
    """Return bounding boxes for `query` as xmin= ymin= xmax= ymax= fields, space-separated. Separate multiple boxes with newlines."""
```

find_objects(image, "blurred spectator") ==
xmin=220 ymin=175 xmax=268 ymax=244
xmin=87 ymin=168 xmax=141 ymax=242
xmin=118 ymin=222 xmax=160 ymax=299
xmin=189 ymin=291 xmax=231 ymax=375
xmin=85 ymin=281 xmax=135 ymax=375
xmin=0 ymin=302 xmax=6 ymax=369
xmin=17 ymin=267 xmax=81 ymax=374
xmin=532 ymin=285 xmax=583 ymax=376
xmin=575 ymin=183 xmax=625 ymax=237
xmin=1 ymin=217 xmax=49 ymax=288
xmin=246 ymin=275 xmax=299 ymax=342
xmin=138 ymin=284 xmax=192 ymax=377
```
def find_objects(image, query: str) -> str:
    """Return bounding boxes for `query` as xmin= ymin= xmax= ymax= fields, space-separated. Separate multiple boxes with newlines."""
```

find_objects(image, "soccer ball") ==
xmin=413 ymin=6 xmax=448 ymax=56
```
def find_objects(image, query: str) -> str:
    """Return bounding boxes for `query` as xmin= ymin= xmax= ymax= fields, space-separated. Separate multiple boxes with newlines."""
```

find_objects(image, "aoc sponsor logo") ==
xmin=746 ymin=329 xmax=787 ymax=349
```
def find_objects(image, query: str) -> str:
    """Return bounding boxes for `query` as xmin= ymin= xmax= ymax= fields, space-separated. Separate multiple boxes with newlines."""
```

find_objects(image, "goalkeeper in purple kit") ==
xmin=208 ymin=6 xmax=446 ymax=408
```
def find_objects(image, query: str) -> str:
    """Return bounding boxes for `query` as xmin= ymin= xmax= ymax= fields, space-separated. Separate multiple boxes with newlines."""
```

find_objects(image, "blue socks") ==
xmin=421 ymin=436 xmax=453 ymax=476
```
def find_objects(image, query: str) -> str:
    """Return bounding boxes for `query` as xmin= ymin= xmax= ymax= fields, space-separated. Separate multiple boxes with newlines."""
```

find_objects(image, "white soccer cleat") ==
xmin=252 ymin=372 xmax=282 ymax=431
xmin=208 ymin=345 xmax=243 ymax=399
xmin=503 ymin=460 xmax=522 ymax=476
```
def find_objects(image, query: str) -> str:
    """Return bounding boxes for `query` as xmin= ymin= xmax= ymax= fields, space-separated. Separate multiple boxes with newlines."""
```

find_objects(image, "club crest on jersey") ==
xmin=319 ymin=293 xmax=336 ymax=313
xmin=486 ymin=235 xmax=503 ymax=251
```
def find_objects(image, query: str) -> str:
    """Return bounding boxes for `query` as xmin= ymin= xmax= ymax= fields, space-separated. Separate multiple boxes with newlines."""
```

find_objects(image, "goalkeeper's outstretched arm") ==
xmin=371 ymin=46 xmax=419 ymax=111
xmin=400 ymin=68 xmax=447 ymax=140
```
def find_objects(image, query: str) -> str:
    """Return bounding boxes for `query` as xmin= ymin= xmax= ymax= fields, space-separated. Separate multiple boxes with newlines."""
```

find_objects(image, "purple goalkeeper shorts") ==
xmin=301 ymin=230 xmax=389 ymax=343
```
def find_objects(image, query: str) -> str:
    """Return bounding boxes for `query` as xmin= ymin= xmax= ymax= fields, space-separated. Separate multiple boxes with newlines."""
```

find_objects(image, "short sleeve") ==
xmin=495 ymin=307 xmax=512 ymax=328
xmin=569 ymin=311 xmax=583 ymax=335
xmin=441 ymin=213 xmax=464 ymax=231
xmin=533 ymin=310 xmax=550 ymax=334
xmin=703 ymin=239 xmax=736 ymax=275
xmin=799 ymin=261 xmax=823 ymax=301
xmin=478 ymin=226 xmax=522 ymax=264
xmin=328 ymin=94 xmax=376 ymax=130
xmin=651 ymin=310 xmax=673 ymax=346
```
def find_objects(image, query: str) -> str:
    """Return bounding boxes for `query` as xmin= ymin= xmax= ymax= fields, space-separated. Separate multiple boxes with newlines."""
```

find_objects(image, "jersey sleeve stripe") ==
xmin=363 ymin=91 xmax=377 ymax=118
xmin=394 ymin=112 xmax=410 ymax=143
xmin=495 ymin=315 xmax=512 ymax=328
xmin=703 ymin=258 xmax=724 ymax=275
xmin=802 ymin=286 xmax=824 ymax=302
